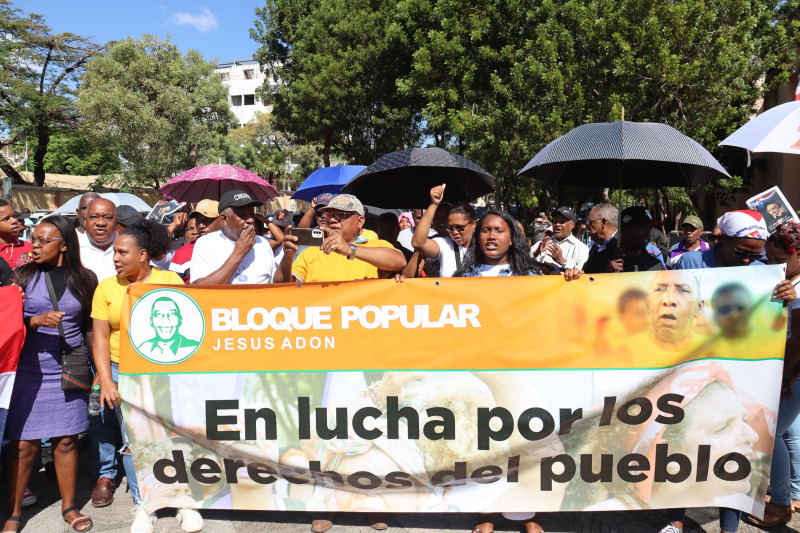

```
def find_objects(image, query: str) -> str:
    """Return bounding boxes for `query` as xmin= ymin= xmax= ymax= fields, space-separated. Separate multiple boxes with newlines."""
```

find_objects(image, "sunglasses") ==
xmin=446 ymin=224 xmax=468 ymax=233
xmin=731 ymin=245 xmax=764 ymax=262
xmin=320 ymin=211 xmax=356 ymax=222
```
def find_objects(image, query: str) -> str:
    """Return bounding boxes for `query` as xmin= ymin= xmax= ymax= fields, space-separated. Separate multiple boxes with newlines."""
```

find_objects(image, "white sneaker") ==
xmin=176 ymin=508 xmax=204 ymax=532
xmin=659 ymin=525 xmax=682 ymax=533
xmin=130 ymin=505 xmax=156 ymax=533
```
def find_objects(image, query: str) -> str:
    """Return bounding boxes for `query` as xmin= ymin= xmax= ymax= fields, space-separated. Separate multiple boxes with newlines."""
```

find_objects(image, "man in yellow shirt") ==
xmin=275 ymin=194 xmax=406 ymax=283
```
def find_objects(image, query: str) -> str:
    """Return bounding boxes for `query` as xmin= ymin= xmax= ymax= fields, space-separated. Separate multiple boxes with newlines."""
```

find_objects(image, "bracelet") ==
xmin=348 ymin=243 xmax=357 ymax=260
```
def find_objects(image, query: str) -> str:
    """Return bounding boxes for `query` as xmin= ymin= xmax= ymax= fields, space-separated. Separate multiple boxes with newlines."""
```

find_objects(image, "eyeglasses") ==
xmin=731 ymin=245 xmax=764 ymax=262
xmin=446 ymin=224 xmax=468 ymax=233
xmin=31 ymin=236 xmax=63 ymax=247
xmin=717 ymin=304 xmax=745 ymax=316
xmin=320 ymin=211 xmax=356 ymax=222
xmin=586 ymin=218 xmax=601 ymax=226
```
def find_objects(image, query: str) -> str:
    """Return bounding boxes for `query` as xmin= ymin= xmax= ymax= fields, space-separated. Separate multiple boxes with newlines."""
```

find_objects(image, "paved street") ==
xmin=9 ymin=446 xmax=798 ymax=533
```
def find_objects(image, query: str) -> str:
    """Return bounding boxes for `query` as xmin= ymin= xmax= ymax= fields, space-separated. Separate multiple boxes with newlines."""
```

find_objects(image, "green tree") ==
xmin=228 ymin=112 xmax=324 ymax=189
xmin=251 ymin=0 xmax=423 ymax=166
xmin=78 ymin=35 xmax=235 ymax=188
xmin=398 ymin=0 xmax=800 ymax=220
xmin=42 ymin=129 xmax=120 ymax=176
xmin=0 ymin=0 xmax=104 ymax=185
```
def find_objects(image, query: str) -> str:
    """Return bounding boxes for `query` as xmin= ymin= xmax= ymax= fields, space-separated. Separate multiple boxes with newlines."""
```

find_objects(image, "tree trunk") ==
xmin=0 ymin=153 xmax=25 ymax=184
xmin=33 ymin=123 xmax=50 ymax=186
xmin=322 ymin=128 xmax=333 ymax=167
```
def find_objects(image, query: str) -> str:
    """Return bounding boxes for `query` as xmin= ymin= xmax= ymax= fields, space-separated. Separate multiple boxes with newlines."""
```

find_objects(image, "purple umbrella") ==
xmin=159 ymin=164 xmax=279 ymax=203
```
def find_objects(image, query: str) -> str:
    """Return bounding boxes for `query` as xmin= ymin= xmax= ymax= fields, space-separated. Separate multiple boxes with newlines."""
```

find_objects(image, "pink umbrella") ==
xmin=159 ymin=164 xmax=279 ymax=203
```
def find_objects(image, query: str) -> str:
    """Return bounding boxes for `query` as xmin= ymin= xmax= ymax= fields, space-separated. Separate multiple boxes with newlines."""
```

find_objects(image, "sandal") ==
xmin=62 ymin=507 xmax=92 ymax=532
xmin=745 ymin=501 xmax=792 ymax=527
xmin=472 ymin=521 xmax=493 ymax=533
xmin=523 ymin=522 xmax=545 ymax=533
xmin=1 ymin=516 xmax=22 ymax=533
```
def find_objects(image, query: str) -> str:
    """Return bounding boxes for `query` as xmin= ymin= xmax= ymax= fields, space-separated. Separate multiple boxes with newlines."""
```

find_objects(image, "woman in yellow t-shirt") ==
xmin=89 ymin=219 xmax=190 ymax=532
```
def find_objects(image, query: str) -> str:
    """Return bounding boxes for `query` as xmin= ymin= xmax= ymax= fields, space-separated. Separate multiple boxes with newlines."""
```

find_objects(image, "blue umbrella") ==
xmin=291 ymin=165 xmax=366 ymax=202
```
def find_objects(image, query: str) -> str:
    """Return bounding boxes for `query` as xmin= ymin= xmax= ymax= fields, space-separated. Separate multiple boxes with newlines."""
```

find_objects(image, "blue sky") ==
xmin=24 ymin=1 xmax=264 ymax=63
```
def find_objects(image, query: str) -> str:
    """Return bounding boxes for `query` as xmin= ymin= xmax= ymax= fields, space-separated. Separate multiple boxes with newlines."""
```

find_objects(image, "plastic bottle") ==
xmin=88 ymin=385 xmax=101 ymax=416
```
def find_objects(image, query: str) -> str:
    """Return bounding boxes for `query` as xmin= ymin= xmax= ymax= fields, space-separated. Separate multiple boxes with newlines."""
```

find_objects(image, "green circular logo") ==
xmin=128 ymin=288 xmax=205 ymax=365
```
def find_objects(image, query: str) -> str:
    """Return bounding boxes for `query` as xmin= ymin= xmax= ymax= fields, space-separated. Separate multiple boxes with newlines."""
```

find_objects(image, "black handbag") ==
xmin=44 ymin=271 xmax=93 ymax=391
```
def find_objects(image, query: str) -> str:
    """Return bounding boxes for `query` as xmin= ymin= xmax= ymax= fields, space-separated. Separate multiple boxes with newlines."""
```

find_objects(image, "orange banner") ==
xmin=120 ymin=269 xmax=786 ymax=375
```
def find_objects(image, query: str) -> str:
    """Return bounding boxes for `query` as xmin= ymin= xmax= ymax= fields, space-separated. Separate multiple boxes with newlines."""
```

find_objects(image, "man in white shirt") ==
xmin=192 ymin=189 xmax=275 ymax=284
xmin=530 ymin=207 xmax=589 ymax=271
xmin=80 ymin=198 xmax=118 ymax=282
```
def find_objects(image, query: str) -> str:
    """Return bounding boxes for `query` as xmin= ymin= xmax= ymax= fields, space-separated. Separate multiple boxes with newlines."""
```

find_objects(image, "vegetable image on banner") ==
xmin=117 ymin=266 xmax=787 ymax=517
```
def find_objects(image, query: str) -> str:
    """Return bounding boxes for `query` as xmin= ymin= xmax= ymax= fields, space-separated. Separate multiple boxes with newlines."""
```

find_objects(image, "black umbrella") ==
xmin=517 ymin=121 xmax=731 ymax=232
xmin=517 ymin=121 xmax=731 ymax=187
xmin=342 ymin=147 xmax=495 ymax=208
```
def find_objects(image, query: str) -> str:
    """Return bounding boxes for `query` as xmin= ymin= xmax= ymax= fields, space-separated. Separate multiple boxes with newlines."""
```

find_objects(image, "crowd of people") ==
xmin=0 ymin=183 xmax=797 ymax=533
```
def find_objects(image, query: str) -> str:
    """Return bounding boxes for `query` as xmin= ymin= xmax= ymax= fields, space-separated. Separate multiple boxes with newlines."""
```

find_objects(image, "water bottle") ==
xmin=88 ymin=385 xmax=101 ymax=416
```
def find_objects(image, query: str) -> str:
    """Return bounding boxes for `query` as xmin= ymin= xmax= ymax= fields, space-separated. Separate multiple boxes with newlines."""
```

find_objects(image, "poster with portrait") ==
xmin=118 ymin=268 xmax=787 ymax=518
xmin=746 ymin=186 xmax=799 ymax=233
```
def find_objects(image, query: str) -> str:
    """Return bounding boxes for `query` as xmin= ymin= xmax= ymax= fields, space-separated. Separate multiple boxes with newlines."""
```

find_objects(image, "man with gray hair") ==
xmin=75 ymin=192 xmax=101 ymax=239
xmin=581 ymin=202 xmax=619 ymax=274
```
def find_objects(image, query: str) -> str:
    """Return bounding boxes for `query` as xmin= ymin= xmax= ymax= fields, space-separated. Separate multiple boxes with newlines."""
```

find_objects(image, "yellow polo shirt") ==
xmin=91 ymin=268 xmax=184 ymax=363
xmin=292 ymin=238 xmax=398 ymax=282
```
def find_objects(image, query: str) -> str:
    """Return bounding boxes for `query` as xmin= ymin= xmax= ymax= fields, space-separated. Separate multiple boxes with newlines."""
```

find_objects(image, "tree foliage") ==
xmin=252 ymin=0 xmax=800 ymax=223
xmin=227 ymin=112 xmax=324 ymax=189
xmin=78 ymin=35 xmax=235 ymax=188
xmin=42 ymin=130 xmax=120 ymax=176
xmin=251 ymin=0 xmax=423 ymax=166
xmin=0 ymin=0 xmax=104 ymax=185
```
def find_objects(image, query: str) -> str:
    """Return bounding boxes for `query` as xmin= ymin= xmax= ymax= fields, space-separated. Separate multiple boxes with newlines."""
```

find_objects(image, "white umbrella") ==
xmin=720 ymin=100 xmax=800 ymax=154
xmin=51 ymin=192 xmax=152 ymax=216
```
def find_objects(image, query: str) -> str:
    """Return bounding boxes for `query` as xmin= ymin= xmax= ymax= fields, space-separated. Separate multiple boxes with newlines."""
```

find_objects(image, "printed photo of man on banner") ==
xmin=117 ymin=266 xmax=787 ymax=518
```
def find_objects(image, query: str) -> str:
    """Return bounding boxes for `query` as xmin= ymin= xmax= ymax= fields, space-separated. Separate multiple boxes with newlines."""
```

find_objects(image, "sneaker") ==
xmin=659 ymin=525 xmax=682 ymax=533
xmin=21 ymin=488 xmax=36 ymax=507
xmin=176 ymin=508 xmax=203 ymax=532
xmin=130 ymin=505 xmax=156 ymax=533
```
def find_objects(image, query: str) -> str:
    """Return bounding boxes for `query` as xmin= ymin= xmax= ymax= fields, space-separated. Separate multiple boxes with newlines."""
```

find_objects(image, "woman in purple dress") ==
xmin=5 ymin=215 xmax=97 ymax=533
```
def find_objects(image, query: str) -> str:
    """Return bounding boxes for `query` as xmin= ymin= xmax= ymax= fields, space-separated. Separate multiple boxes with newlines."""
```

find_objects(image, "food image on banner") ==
xmin=117 ymin=266 xmax=787 ymax=517
xmin=746 ymin=186 xmax=799 ymax=233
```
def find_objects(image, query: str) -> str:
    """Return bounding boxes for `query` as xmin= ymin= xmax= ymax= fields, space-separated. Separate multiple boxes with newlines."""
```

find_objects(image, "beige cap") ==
xmin=190 ymin=199 xmax=219 ymax=219
xmin=318 ymin=194 xmax=365 ymax=216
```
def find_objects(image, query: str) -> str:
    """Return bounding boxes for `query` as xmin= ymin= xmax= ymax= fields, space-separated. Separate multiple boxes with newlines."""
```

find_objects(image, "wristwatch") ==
xmin=348 ymin=243 xmax=357 ymax=260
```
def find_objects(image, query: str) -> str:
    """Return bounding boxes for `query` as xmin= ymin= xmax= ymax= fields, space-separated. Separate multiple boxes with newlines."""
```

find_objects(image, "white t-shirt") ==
xmin=397 ymin=227 xmax=436 ymax=253
xmin=191 ymin=230 xmax=275 ymax=284
xmin=474 ymin=263 xmax=507 ymax=277
xmin=433 ymin=236 xmax=468 ymax=278
xmin=79 ymin=233 xmax=117 ymax=282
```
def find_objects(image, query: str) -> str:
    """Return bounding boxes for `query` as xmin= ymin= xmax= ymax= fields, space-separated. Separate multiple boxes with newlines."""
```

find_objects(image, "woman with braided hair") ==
xmin=745 ymin=222 xmax=800 ymax=527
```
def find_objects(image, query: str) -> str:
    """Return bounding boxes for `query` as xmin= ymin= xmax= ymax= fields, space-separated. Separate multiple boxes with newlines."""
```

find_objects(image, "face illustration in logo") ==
xmin=151 ymin=298 xmax=181 ymax=341
xmin=133 ymin=291 xmax=203 ymax=364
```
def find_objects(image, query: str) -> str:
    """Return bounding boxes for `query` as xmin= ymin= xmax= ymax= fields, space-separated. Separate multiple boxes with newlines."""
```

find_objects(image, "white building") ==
xmin=214 ymin=59 xmax=274 ymax=126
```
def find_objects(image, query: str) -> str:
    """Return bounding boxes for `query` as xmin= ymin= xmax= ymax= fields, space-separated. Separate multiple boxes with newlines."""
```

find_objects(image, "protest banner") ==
xmin=746 ymin=186 xmax=799 ymax=233
xmin=119 ymin=266 xmax=787 ymax=516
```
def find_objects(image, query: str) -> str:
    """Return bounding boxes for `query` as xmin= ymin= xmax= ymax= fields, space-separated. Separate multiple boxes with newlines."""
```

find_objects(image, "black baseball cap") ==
xmin=116 ymin=205 xmax=142 ymax=226
xmin=270 ymin=209 xmax=293 ymax=229
xmin=621 ymin=205 xmax=654 ymax=226
xmin=551 ymin=206 xmax=577 ymax=223
xmin=218 ymin=189 xmax=264 ymax=212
